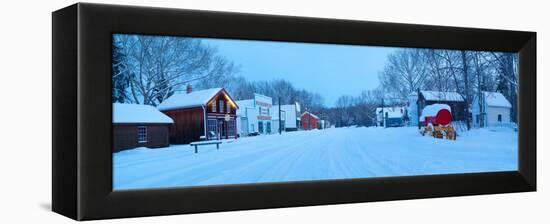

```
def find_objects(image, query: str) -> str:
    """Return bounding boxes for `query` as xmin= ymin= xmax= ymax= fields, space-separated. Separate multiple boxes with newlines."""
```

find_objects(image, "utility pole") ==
xmin=278 ymin=97 xmax=282 ymax=135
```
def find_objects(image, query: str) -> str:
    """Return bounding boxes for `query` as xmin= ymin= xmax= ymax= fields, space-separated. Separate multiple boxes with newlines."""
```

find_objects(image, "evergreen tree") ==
xmin=112 ymin=40 xmax=130 ymax=103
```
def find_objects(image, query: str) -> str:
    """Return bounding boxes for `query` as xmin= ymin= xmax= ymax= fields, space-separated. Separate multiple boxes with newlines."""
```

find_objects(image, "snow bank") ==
xmin=419 ymin=104 xmax=451 ymax=122
xmin=113 ymin=103 xmax=173 ymax=124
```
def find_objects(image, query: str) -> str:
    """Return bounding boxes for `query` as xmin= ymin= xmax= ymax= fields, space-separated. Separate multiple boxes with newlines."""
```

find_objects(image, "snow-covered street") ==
xmin=113 ymin=126 xmax=517 ymax=190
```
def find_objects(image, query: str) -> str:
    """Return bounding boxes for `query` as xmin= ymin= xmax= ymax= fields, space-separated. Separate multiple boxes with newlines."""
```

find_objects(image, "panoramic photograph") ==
xmin=111 ymin=34 xmax=519 ymax=190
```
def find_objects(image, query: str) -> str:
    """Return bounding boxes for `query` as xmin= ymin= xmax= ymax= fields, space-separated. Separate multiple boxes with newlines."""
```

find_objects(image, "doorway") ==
xmin=218 ymin=119 xmax=227 ymax=139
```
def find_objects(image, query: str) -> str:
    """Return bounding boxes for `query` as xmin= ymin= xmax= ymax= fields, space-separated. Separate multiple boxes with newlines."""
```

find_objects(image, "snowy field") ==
xmin=113 ymin=126 xmax=518 ymax=190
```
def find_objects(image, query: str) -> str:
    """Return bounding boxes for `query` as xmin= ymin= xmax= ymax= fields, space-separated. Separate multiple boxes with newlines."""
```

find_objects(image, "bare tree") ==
xmin=423 ymin=49 xmax=454 ymax=92
xmin=379 ymin=49 xmax=429 ymax=100
xmin=114 ymin=34 xmax=236 ymax=106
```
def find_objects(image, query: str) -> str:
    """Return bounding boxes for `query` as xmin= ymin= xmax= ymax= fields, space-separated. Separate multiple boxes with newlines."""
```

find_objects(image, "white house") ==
xmin=236 ymin=94 xmax=273 ymax=136
xmin=271 ymin=107 xmax=286 ymax=134
xmin=376 ymin=106 xmax=406 ymax=127
xmin=272 ymin=102 xmax=301 ymax=132
xmin=472 ymin=91 xmax=512 ymax=127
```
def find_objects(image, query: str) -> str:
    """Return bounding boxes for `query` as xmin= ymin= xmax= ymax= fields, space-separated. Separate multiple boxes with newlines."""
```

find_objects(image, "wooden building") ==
xmin=157 ymin=86 xmax=239 ymax=144
xmin=300 ymin=111 xmax=319 ymax=130
xmin=113 ymin=103 xmax=173 ymax=152
xmin=415 ymin=90 xmax=467 ymax=128
xmin=273 ymin=102 xmax=301 ymax=132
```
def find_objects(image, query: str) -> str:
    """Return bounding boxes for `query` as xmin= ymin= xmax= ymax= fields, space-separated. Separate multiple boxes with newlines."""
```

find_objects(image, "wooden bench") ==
xmin=189 ymin=140 xmax=222 ymax=153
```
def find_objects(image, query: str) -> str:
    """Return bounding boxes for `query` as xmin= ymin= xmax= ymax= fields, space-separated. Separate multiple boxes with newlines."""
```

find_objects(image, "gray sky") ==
xmin=202 ymin=38 xmax=397 ymax=106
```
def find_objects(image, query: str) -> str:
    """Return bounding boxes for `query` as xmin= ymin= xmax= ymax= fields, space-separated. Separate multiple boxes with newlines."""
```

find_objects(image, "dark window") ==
xmin=207 ymin=119 xmax=218 ymax=139
xmin=212 ymin=100 xmax=216 ymax=112
xmin=219 ymin=100 xmax=224 ymax=113
xmin=227 ymin=120 xmax=236 ymax=137
xmin=137 ymin=126 xmax=147 ymax=143
xmin=498 ymin=114 xmax=502 ymax=122
xmin=266 ymin=122 xmax=271 ymax=134
xmin=258 ymin=121 xmax=264 ymax=133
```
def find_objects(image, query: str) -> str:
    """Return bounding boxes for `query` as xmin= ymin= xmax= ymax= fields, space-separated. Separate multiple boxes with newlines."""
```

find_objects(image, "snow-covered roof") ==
xmin=483 ymin=91 xmax=512 ymax=108
xmin=376 ymin=107 xmax=405 ymax=119
xmin=419 ymin=104 xmax=451 ymax=122
xmin=301 ymin=111 xmax=319 ymax=119
xmin=421 ymin=91 xmax=464 ymax=102
xmin=113 ymin=103 xmax=173 ymax=124
xmin=157 ymin=88 xmax=225 ymax=111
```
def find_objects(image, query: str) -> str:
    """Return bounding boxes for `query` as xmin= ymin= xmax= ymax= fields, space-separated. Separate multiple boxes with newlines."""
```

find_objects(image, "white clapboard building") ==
xmin=236 ymin=94 xmax=273 ymax=136
xmin=472 ymin=91 xmax=512 ymax=127
xmin=272 ymin=102 xmax=301 ymax=132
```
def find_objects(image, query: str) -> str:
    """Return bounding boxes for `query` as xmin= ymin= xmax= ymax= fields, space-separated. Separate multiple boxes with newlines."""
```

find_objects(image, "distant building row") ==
xmin=113 ymin=86 xmax=330 ymax=151
xmin=236 ymin=93 xmax=329 ymax=136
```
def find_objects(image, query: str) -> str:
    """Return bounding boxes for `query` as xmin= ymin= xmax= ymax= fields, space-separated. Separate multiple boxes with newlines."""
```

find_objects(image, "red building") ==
xmin=113 ymin=103 xmax=173 ymax=152
xmin=300 ymin=111 xmax=319 ymax=130
xmin=157 ymin=86 xmax=239 ymax=144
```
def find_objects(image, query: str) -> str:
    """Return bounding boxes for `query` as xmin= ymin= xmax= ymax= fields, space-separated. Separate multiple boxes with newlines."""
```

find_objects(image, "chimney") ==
xmin=186 ymin=84 xmax=192 ymax=94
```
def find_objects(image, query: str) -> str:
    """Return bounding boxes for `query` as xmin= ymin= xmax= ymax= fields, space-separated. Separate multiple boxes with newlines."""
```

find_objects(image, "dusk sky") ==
xmin=201 ymin=38 xmax=397 ymax=107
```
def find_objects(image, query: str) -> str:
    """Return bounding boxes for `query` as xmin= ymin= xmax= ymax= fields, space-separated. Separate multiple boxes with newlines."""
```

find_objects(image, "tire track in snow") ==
xmin=116 ymin=131 xmax=330 ymax=188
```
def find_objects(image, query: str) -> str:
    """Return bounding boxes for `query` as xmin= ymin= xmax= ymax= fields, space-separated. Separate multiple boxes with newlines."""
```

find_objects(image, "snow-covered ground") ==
xmin=113 ymin=126 xmax=518 ymax=190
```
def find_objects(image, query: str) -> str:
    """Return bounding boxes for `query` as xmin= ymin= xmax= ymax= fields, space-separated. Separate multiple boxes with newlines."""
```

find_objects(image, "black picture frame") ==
xmin=52 ymin=3 xmax=536 ymax=221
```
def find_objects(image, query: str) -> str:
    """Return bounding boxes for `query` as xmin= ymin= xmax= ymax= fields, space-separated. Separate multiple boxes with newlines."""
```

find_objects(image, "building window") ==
xmin=212 ymin=100 xmax=216 ymax=112
xmin=266 ymin=122 xmax=271 ymax=134
xmin=258 ymin=121 xmax=264 ymax=134
xmin=219 ymin=100 xmax=224 ymax=113
xmin=227 ymin=120 xmax=236 ymax=137
xmin=498 ymin=114 xmax=502 ymax=122
xmin=137 ymin=126 xmax=147 ymax=143
xmin=227 ymin=103 xmax=231 ymax=114
xmin=207 ymin=119 xmax=218 ymax=139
